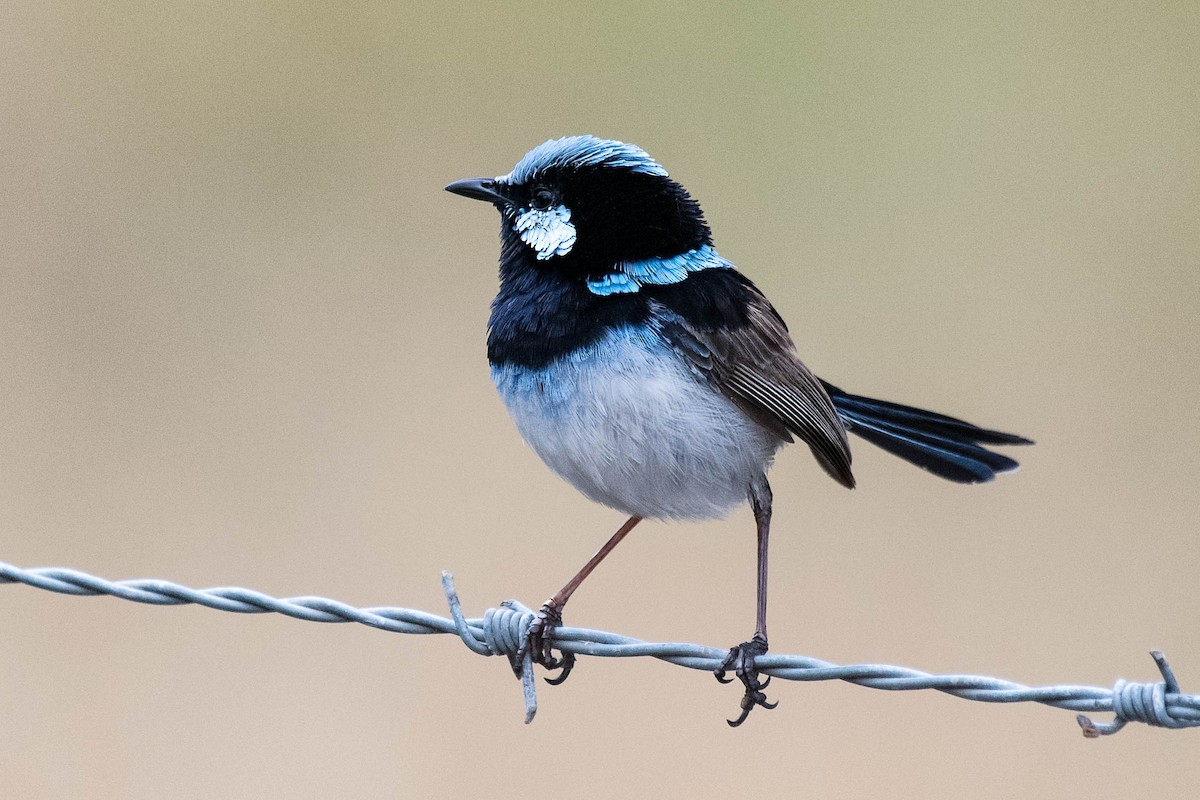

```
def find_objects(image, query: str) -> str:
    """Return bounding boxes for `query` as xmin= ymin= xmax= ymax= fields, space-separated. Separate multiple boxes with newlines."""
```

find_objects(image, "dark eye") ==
xmin=530 ymin=186 xmax=555 ymax=210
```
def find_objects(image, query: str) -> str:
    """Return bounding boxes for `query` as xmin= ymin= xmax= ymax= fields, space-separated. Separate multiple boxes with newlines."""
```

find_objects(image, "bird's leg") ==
xmin=715 ymin=474 xmax=778 ymax=726
xmin=513 ymin=515 xmax=643 ymax=685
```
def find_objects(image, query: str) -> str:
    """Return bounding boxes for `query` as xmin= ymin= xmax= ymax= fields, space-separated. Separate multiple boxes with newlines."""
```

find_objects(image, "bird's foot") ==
xmin=714 ymin=634 xmax=777 ymax=727
xmin=510 ymin=601 xmax=575 ymax=685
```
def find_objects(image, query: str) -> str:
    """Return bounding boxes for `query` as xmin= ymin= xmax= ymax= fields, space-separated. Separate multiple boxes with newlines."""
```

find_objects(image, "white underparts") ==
xmin=491 ymin=325 xmax=783 ymax=520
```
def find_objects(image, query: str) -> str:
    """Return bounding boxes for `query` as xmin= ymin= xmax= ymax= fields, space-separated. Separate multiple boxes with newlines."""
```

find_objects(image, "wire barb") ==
xmin=441 ymin=571 xmax=539 ymax=722
xmin=1076 ymin=651 xmax=1196 ymax=737
xmin=3 ymin=560 xmax=1198 ymax=734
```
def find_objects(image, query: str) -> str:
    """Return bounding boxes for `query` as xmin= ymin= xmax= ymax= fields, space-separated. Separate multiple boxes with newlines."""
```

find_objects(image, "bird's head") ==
xmin=446 ymin=136 xmax=722 ymax=294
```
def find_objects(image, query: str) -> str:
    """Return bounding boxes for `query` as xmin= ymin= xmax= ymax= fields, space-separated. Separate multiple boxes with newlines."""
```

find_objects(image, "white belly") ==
xmin=491 ymin=325 xmax=783 ymax=520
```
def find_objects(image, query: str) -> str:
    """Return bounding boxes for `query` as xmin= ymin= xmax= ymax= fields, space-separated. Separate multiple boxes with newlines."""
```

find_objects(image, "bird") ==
xmin=445 ymin=135 xmax=1031 ymax=725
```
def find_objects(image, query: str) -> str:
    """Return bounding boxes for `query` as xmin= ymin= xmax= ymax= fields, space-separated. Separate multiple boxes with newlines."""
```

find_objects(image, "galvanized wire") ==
xmin=2 ymin=560 xmax=1197 ymax=734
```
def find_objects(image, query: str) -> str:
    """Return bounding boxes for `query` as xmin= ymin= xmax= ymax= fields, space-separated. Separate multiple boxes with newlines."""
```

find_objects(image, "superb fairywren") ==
xmin=446 ymin=136 xmax=1030 ymax=725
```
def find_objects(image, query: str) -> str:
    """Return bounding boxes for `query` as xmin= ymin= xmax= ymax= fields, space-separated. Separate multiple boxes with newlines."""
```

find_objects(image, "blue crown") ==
xmin=503 ymin=136 xmax=668 ymax=184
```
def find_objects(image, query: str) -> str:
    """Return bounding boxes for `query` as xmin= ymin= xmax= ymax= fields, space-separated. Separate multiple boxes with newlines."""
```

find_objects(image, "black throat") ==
xmin=486 ymin=224 xmax=647 ymax=368
xmin=486 ymin=224 xmax=762 ymax=369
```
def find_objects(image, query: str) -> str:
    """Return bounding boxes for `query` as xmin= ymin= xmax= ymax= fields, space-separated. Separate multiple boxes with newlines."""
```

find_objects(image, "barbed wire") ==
xmin=2 ymin=560 xmax=1197 ymax=734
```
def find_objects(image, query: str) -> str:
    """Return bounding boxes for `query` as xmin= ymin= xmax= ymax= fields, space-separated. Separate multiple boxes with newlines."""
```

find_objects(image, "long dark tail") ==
xmin=821 ymin=381 xmax=1033 ymax=484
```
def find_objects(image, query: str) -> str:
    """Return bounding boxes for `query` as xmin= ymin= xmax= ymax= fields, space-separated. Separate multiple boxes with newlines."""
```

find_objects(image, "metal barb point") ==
xmin=1076 ymin=713 xmax=1103 ymax=738
xmin=440 ymin=571 xmax=539 ymax=722
xmin=521 ymin=649 xmax=538 ymax=724
xmin=1150 ymin=650 xmax=1182 ymax=695
xmin=441 ymin=571 xmax=489 ymax=656
xmin=1076 ymin=649 xmax=1188 ymax=738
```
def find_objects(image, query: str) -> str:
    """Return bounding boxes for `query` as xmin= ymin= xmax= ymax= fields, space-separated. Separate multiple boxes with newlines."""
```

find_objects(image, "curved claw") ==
xmin=728 ymin=705 xmax=754 ymax=728
xmin=513 ymin=602 xmax=577 ymax=686
xmin=715 ymin=636 xmax=777 ymax=726
xmin=727 ymin=690 xmax=778 ymax=727
xmin=544 ymin=652 xmax=575 ymax=685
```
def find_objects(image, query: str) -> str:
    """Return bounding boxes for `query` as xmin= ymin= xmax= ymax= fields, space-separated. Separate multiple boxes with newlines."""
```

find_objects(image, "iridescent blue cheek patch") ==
xmin=513 ymin=205 xmax=577 ymax=260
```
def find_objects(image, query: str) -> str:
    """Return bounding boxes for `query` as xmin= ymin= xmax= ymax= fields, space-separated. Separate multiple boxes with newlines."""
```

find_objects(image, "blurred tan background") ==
xmin=1 ymin=1 xmax=1197 ymax=797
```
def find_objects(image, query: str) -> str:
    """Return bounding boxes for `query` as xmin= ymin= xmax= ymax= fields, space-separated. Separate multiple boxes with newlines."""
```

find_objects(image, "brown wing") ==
xmin=653 ymin=295 xmax=856 ymax=489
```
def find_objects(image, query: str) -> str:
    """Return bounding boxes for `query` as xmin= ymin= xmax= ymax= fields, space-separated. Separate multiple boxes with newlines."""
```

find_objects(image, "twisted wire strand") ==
xmin=3 ymin=561 xmax=1198 ymax=733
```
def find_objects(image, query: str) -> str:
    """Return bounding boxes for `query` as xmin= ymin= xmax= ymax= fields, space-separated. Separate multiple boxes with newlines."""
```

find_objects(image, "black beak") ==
xmin=444 ymin=177 xmax=507 ymax=205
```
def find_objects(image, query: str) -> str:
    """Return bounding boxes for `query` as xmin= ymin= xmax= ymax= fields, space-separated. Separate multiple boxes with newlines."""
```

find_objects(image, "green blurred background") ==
xmin=2 ymin=2 xmax=1197 ymax=797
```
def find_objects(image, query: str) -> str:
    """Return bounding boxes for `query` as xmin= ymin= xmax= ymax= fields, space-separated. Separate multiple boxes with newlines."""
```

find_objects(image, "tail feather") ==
xmin=822 ymin=381 xmax=1032 ymax=484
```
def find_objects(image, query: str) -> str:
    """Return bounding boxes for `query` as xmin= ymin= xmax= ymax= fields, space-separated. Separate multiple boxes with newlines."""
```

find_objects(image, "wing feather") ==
xmin=654 ymin=294 xmax=855 ymax=488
